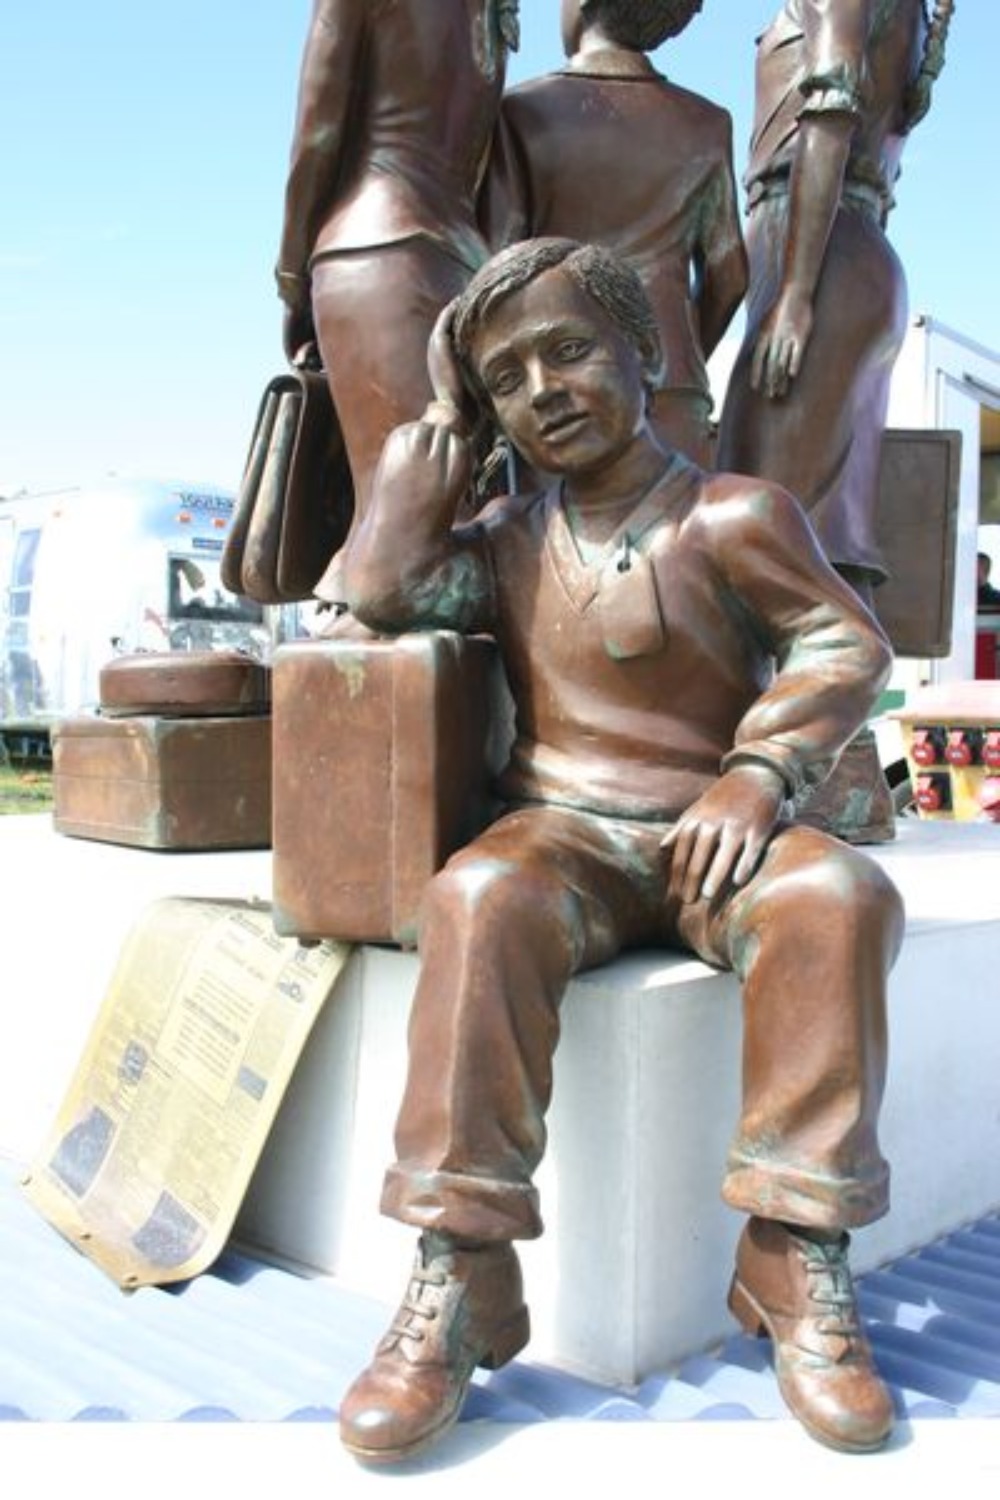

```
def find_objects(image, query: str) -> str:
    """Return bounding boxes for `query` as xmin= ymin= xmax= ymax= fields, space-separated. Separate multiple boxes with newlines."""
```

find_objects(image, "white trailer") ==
xmin=0 ymin=477 xmax=268 ymax=753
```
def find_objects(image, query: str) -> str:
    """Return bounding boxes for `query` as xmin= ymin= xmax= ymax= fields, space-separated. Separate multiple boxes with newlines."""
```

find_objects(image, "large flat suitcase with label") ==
xmin=271 ymin=631 xmax=506 ymax=947
xmin=52 ymin=714 xmax=272 ymax=850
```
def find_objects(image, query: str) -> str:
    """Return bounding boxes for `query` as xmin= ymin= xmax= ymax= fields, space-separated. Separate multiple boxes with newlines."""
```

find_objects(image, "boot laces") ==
xmin=387 ymin=1258 xmax=448 ymax=1346
xmin=797 ymin=1236 xmax=862 ymax=1346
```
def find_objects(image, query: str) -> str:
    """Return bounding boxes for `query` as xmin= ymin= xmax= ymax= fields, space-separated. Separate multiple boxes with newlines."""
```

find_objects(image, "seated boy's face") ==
xmin=469 ymin=268 xmax=649 ymax=481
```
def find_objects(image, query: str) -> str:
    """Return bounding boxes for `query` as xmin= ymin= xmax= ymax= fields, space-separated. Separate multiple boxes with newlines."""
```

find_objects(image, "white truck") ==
xmin=0 ymin=478 xmax=269 ymax=755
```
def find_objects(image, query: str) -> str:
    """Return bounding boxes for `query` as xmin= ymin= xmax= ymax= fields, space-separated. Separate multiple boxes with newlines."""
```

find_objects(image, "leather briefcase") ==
xmin=271 ymin=631 xmax=510 ymax=947
xmin=99 ymin=651 xmax=271 ymax=718
xmin=222 ymin=358 xmax=353 ymax=605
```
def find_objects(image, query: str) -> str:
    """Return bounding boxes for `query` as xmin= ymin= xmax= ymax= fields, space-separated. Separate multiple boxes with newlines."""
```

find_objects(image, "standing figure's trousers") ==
xmin=717 ymin=192 xmax=908 ymax=583
xmin=381 ymin=804 xmax=905 ymax=1241
xmin=309 ymin=238 xmax=472 ymax=603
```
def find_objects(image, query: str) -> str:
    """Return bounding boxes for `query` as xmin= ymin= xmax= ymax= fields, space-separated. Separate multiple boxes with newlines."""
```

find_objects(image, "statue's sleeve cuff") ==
xmin=799 ymin=75 xmax=863 ymax=117
xmin=720 ymin=743 xmax=809 ymax=799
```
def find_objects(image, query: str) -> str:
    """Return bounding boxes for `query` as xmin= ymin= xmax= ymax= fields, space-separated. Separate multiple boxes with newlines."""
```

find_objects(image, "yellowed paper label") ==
xmin=22 ymin=897 xmax=351 ymax=1288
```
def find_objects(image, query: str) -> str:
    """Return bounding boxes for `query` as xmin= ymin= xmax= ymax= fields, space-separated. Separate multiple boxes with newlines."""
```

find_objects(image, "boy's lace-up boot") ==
xmin=339 ymin=1231 xmax=529 ymax=1463
xmin=729 ymin=1215 xmax=894 ymax=1452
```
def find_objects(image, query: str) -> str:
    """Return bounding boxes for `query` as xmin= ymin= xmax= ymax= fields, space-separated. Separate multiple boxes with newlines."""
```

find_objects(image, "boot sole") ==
xmin=728 ymin=1274 xmax=892 ymax=1455
xmin=342 ymin=1406 xmax=464 ymax=1467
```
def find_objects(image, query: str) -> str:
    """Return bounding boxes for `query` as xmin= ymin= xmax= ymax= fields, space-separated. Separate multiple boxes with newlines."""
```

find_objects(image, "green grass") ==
xmin=0 ymin=761 xmax=53 ymax=815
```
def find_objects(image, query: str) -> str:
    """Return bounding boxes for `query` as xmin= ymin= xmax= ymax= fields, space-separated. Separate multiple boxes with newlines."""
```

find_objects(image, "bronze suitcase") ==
xmin=52 ymin=714 xmax=272 ymax=850
xmin=99 ymin=651 xmax=271 ymax=718
xmin=271 ymin=631 xmax=505 ymax=947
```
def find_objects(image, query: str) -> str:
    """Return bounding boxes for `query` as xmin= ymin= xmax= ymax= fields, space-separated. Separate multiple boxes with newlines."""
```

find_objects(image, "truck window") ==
xmin=5 ymin=526 xmax=43 ymax=717
xmin=10 ymin=527 xmax=41 ymax=618
xmin=168 ymin=554 xmax=263 ymax=625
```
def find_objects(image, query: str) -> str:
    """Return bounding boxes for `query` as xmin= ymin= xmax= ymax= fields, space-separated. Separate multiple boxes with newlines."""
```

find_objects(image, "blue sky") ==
xmin=2 ymin=1 xmax=996 ymax=494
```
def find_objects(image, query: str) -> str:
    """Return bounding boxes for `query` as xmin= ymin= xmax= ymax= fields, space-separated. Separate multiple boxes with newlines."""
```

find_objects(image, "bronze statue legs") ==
xmin=381 ymin=808 xmax=902 ymax=1237
xmin=343 ymin=807 xmax=902 ymax=1458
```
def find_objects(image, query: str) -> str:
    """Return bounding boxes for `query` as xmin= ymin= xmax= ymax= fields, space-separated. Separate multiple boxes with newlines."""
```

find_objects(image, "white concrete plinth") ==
xmin=3 ymin=815 xmax=1000 ymax=1387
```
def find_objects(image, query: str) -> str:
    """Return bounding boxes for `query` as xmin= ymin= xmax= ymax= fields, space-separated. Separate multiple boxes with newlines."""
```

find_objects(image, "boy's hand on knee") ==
xmin=661 ymin=764 xmax=787 ymax=904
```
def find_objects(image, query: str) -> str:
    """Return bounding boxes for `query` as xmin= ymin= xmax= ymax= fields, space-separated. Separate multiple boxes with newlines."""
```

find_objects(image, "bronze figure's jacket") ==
xmin=281 ymin=0 xmax=510 ymax=280
xmin=746 ymin=0 xmax=927 ymax=219
xmin=483 ymin=50 xmax=745 ymax=446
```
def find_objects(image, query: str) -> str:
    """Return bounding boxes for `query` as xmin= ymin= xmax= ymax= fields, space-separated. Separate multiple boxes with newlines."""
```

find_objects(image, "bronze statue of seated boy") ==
xmin=337 ymin=237 xmax=905 ymax=1462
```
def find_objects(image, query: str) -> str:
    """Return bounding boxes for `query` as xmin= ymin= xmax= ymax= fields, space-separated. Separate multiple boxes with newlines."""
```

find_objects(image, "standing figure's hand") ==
xmin=750 ymin=286 xmax=815 ymax=399
xmin=282 ymin=299 xmax=318 ymax=369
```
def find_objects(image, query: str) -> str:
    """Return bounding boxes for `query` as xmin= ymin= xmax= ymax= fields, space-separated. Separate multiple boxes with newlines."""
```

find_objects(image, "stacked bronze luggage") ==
xmin=51 ymin=651 xmax=272 ymax=850
xmin=52 ymin=631 xmax=507 ymax=942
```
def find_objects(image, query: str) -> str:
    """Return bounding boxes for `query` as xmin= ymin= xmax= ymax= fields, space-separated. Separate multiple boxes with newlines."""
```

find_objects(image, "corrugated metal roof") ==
xmin=2 ymin=1159 xmax=999 ymax=1427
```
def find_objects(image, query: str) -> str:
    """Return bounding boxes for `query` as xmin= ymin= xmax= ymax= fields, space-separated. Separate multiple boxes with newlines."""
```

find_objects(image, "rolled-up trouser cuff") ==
xmin=381 ymin=1164 xmax=544 ymax=1243
xmin=722 ymin=1149 xmax=890 ymax=1231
